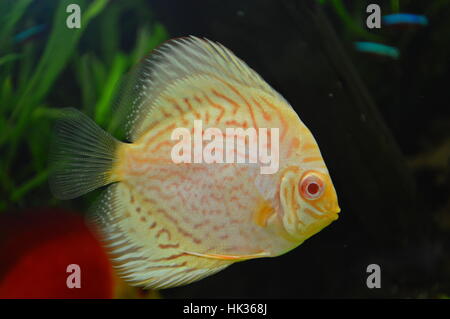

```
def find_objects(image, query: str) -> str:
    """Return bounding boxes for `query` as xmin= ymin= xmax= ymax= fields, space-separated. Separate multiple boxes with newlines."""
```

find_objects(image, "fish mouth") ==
xmin=299 ymin=213 xmax=338 ymax=241
xmin=328 ymin=212 xmax=339 ymax=221
xmin=326 ymin=205 xmax=341 ymax=221
xmin=328 ymin=206 xmax=341 ymax=220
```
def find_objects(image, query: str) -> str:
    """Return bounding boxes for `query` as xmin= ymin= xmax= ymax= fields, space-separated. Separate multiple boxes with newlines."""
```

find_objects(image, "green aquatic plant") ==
xmin=0 ymin=0 xmax=168 ymax=211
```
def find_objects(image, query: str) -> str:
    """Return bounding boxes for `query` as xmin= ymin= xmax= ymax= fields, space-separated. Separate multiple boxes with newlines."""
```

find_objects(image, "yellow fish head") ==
xmin=279 ymin=165 xmax=340 ymax=244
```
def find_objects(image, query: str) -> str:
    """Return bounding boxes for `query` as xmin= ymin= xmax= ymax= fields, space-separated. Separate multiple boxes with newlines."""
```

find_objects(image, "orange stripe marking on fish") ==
xmin=144 ymin=123 xmax=177 ymax=148
xmin=252 ymin=97 xmax=271 ymax=121
xmin=194 ymin=95 xmax=203 ymax=104
xmin=222 ymin=81 xmax=258 ymax=130
xmin=182 ymin=215 xmax=191 ymax=224
xmin=166 ymin=97 xmax=185 ymax=115
xmin=210 ymin=193 xmax=223 ymax=201
xmin=204 ymin=110 xmax=210 ymax=125
xmin=156 ymin=228 xmax=171 ymax=240
xmin=213 ymin=224 xmax=225 ymax=231
xmin=212 ymin=89 xmax=240 ymax=114
xmin=302 ymin=143 xmax=316 ymax=151
xmin=184 ymin=97 xmax=201 ymax=119
xmin=259 ymin=96 xmax=287 ymax=141
xmin=286 ymin=137 xmax=300 ymax=158
xmin=150 ymin=140 xmax=173 ymax=153
xmin=160 ymin=106 xmax=171 ymax=118
xmin=146 ymin=187 xmax=173 ymax=201
xmin=155 ymin=207 xmax=203 ymax=244
xmin=225 ymin=119 xmax=248 ymax=127
xmin=203 ymin=93 xmax=225 ymax=124
xmin=163 ymin=103 xmax=190 ymax=126
xmin=302 ymin=156 xmax=322 ymax=163
xmin=139 ymin=157 xmax=173 ymax=165
xmin=159 ymin=243 xmax=180 ymax=249
xmin=193 ymin=220 xmax=210 ymax=229
xmin=143 ymin=198 xmax=157 ymax=205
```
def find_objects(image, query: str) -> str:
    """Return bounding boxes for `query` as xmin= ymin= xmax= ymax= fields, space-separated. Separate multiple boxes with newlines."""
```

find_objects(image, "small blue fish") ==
xmin=14 ymin=24 xmax=46 ymax=44
xmin=382 ymin=14 xmax=428 ymax=27
xmin=354 ymin=42 xmax=400 ymax=59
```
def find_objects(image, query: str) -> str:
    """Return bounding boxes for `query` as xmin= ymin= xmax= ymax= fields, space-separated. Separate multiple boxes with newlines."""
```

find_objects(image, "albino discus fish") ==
xmin=50 ymin=36 xmax=340 ymax=289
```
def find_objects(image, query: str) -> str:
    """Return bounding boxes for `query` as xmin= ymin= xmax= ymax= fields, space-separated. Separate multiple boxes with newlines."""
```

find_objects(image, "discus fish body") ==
xmin=50 ymin=36 xmax=340 ymax=289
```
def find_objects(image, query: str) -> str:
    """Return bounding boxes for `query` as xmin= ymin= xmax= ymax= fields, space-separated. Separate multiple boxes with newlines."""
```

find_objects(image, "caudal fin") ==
xmin=49 ymin=108 xmax=122 ymax=200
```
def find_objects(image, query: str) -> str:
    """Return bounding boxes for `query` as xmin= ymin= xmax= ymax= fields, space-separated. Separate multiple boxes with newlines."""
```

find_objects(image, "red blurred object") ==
xmin=0 ymin=208 xmax=114 ymax=299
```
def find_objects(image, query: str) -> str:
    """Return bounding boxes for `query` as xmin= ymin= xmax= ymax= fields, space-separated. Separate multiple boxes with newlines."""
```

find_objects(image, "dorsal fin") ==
xmin=120 ymin=36 xmax=284 ymax=141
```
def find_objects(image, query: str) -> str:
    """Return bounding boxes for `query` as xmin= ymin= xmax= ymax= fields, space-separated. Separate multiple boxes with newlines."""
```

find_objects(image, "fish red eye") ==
xmin=299 ymin=173 xmax=324 ymax=200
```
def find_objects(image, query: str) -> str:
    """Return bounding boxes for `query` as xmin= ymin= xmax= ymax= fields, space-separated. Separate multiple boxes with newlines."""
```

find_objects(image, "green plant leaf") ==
xmin=0 ymin=53 xmax=22 ymax=66
xmin=6 ymin=0 xmax=109 ymax=172
xmin=11 ymin=169 xmax=49 ymax=202
xmin=95 ymin=52 xmax=128 ymax=127
xmin=0 ymin=0 xmax=34 ymax=52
